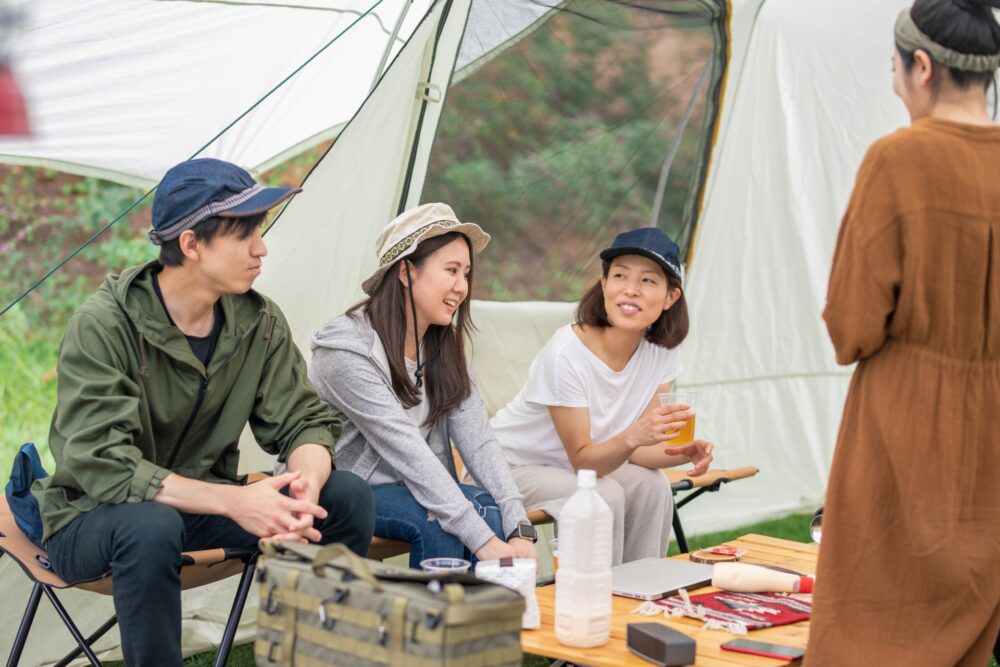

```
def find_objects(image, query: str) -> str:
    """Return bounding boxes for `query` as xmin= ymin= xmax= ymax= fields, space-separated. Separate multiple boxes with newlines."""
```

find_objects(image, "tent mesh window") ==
xmin=422 ymin=0 xmax=723 ymax=302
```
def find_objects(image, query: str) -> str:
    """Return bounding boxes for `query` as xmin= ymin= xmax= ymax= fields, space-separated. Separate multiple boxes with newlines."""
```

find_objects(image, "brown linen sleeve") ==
xmin=823 ymin=143 xmax=904 ymax=365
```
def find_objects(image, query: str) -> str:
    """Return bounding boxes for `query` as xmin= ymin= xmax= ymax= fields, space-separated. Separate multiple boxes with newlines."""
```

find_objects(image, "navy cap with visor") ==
xmin=599 ymin=227 xmax=683 ymax=284
xmin=149 ymin=158 xmax=301 ymax=245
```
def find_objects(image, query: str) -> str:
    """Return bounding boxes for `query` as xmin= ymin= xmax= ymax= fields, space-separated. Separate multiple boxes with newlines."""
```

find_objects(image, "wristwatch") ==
xmin=507 ymin=522 xmax=537 ymax=543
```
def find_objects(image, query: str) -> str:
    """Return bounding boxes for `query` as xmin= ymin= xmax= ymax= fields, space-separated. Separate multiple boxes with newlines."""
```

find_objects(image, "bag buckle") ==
xmin=264 ymin=587 xmax=281 ymax=615
xmin=424 ymin=611 xmax=442 ymax=630
xmin=317 ymin=604 xmax=334 ymax=630
xmin=318 ymin=588 xmax=349 ymax=630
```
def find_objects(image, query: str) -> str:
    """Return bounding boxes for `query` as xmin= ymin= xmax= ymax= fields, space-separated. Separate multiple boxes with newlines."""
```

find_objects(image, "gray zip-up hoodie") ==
xmin=309 ymin=311 xmax=529 ymax=552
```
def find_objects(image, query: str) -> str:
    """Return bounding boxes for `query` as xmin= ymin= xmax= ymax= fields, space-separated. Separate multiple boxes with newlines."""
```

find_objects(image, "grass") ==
xmin=667 ymin=511 xmax=814 ymax=556
xmin=0 ymin=306 xmax=60 ymax=473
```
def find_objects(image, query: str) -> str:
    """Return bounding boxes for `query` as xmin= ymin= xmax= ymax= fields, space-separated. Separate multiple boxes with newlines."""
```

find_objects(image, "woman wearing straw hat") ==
xmin=807 ymin=1 xmax=1000 ymax=664
xmin=308 ymin=203 xmax=537 ymax=568
xmin=491 ymin=227 xmax=714 ymax=565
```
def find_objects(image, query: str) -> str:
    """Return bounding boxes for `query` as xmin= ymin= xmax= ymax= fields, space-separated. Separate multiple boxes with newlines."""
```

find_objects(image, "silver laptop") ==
xmin=611 ymin=557 xmax=713 ymax=600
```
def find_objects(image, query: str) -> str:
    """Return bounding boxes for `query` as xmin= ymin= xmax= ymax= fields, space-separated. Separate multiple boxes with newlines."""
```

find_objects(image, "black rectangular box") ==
xmin=626 ymin=622 xmax=697 ymax=666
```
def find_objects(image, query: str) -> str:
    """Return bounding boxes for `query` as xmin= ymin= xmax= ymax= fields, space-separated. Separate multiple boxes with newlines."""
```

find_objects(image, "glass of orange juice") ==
xmin=549 ymin=538 xmax=559 ymax=574
xmin=656 ymin=391 xmax=698 ymax=447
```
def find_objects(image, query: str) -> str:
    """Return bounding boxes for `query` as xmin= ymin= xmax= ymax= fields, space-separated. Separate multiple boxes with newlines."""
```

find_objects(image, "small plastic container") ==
xmin=419 ymin=557 xmax=471 ymax=574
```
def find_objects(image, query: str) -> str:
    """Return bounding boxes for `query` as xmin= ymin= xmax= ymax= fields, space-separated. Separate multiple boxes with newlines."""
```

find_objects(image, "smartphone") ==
xmin=720 ymin=638 xmax=805 ymax=660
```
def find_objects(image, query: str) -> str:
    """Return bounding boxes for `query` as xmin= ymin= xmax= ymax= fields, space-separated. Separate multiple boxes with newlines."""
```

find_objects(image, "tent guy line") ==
xmin=164 ymin=0 xmax=405 ymax=37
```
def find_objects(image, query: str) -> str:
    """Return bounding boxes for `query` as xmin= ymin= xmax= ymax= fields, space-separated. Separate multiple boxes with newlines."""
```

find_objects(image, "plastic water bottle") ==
xmin=555 ymin=469 xmax=613 ymax=647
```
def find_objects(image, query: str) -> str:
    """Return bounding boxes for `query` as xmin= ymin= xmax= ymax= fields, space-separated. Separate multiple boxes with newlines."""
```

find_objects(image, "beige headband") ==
xmin=895 ymin=8 xmax=1000 ymax=73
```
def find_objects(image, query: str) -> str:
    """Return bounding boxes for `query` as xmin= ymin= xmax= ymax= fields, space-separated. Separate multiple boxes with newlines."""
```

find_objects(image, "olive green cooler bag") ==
xmin=255 ymin=542 xmax=525 ymax=667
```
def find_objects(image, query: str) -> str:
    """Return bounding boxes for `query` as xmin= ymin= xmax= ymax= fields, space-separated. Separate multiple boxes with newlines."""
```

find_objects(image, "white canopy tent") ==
xmin=681 ymin=0 xmax=913 ymax=526
xmin=0 ymin=0 xmax=433 ymax=186
xmin=0 ymin=0 xmax=553 ymax=187
xmin=1 ymin=0 xmax=968 ymax=661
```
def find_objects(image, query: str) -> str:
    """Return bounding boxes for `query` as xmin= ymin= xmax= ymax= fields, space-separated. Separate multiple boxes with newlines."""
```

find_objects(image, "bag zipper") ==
xmin=156 ymin=305 xmax=270 ymax=470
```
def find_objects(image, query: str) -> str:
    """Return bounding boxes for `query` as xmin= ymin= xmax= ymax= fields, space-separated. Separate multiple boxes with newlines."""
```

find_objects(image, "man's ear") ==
xmin=178 ymin=229 xmax=200 ymax=262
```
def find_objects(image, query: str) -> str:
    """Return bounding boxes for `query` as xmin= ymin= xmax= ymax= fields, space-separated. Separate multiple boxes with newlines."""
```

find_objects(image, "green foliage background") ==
xmin=0 ymin=168 xmax=156 ymax=471
xmin=423 ymin=0 xmax=713 ymax=300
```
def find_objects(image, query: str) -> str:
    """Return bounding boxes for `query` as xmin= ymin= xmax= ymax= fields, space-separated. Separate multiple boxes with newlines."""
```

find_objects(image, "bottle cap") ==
xmin=577 ymin=469 xmax=596 ymax=488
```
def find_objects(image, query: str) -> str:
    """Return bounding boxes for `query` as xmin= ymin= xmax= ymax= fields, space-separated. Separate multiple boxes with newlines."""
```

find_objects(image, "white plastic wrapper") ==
xmin=474 ymin=557 xmax=540 ymax=629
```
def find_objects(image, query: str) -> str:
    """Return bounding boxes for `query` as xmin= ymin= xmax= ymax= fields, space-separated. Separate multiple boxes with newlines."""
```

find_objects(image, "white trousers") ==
xmin=510 ymin=462 xmax=674 ymax=565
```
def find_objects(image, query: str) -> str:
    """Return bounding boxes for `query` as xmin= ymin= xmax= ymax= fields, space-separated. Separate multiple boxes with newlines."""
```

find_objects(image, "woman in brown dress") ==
xmin=806 ymin=1 xmax=1000 ymax=665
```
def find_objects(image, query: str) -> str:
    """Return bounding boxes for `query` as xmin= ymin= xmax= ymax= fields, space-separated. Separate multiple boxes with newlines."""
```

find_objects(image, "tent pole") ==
xmin=649 ymin=54 xmax=714 ymax=230
xmin=396 ymin=0 xmax=456 ymax=214
xmin=371 ymin=0 xmax=415 ymax=92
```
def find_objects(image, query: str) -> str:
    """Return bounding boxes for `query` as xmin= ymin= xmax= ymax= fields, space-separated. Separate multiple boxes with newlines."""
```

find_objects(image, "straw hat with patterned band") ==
xmin=362 ymin=202 xmax=491 ymax=295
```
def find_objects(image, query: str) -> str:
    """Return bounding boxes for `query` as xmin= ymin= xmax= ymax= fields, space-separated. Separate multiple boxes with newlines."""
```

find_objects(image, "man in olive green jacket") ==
xmin=34 ymin=159 xmax=374 ymax=667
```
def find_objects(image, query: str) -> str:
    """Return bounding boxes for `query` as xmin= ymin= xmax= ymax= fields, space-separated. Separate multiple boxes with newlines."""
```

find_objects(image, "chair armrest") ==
xmin=181 ymin=548 xmax=229 ymax=567
xmin=526 ymin=509 xmax=553 ymax=526
xmin=368 ymin=537 xmax=410 ymax=561
xmin=665 ymin=466 xmax=759 ymax=492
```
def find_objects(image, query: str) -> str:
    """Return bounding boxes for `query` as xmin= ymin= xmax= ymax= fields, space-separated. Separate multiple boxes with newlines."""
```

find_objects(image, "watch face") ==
xmin=520 ymin=524 xmax=537 ymax=540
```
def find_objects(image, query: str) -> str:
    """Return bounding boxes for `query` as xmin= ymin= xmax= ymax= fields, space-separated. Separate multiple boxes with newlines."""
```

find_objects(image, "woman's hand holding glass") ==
xmin=624 ymin=401 xmax=695 ymax=450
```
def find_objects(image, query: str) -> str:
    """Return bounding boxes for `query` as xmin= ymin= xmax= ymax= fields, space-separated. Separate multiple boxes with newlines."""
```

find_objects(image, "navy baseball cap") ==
xmin=149 ymin=158 xmax=301 ymax=245
xmin=599 ymin=227 xmax=683 ymax=284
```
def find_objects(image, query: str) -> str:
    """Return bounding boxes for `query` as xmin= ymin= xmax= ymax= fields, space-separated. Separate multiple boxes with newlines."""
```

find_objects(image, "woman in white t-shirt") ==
xmin=491 ymin=227 xmax=714 ymax=564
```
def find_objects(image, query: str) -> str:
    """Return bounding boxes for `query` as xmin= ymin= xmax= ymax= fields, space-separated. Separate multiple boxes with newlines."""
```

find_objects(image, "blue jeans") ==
xmin=371 ymin=482 xmax=504 ymax=569
xmin=45 ymin=471 xmax=374 ymax=667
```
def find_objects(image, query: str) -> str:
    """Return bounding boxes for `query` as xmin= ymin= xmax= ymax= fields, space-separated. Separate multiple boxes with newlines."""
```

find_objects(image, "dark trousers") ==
xmin=45 ymin=471 xmax=374 ymax=667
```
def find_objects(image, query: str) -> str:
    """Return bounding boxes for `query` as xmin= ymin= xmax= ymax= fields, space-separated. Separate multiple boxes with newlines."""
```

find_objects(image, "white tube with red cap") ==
xmin=712 ymin=563 xmax=815 ymax=594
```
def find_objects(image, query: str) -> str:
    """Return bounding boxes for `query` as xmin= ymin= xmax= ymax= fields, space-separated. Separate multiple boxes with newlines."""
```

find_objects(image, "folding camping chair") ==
xmin=664 ymin=466 xmax=759 ymax=553
xmin=0 ymin=495 xmax=259 ymax=667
